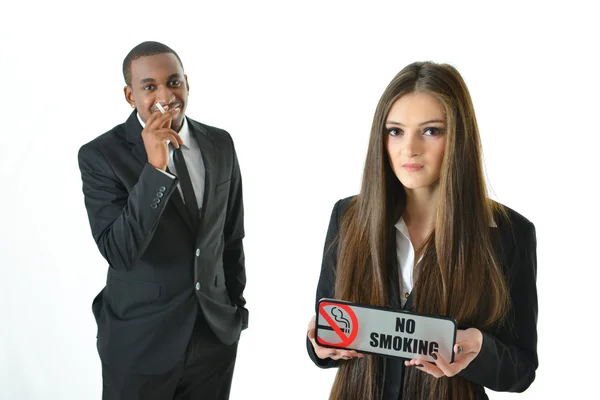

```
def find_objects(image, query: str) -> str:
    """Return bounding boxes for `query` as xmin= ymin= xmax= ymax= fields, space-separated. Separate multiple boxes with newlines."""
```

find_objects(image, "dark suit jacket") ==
xmin=78 ymin=111 xmax=248 ymax=375
xmin=307 ymin=196 xmax=538 ymax=400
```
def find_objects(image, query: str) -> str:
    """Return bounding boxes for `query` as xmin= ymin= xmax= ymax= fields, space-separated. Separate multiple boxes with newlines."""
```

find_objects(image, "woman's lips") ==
xmin=402 ymin=163 xmax=424 ymax=172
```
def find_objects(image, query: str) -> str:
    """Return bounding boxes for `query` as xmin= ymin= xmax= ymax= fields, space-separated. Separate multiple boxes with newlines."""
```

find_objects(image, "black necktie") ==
xmin=172 ymin=147 xmax=199 ymax=227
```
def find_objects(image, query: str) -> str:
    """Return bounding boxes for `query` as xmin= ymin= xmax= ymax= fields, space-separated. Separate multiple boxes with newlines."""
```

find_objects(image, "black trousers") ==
xmin=102 ymin=314 xmax=239 ymax=400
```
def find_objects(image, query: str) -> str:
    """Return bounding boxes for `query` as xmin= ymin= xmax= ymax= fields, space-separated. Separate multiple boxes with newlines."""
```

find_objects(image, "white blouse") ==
xmin=394 ymin=217 xmax=420 ymax=307
xmin=395 ymin=217 xmax=497 ymax=307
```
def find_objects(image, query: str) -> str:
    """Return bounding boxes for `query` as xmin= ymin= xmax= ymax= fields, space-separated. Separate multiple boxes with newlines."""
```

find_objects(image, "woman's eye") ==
xmin=387 ymin=128 xmax=402 ymax=136
xmin=423 ymin=127 xmax=442 ymax=136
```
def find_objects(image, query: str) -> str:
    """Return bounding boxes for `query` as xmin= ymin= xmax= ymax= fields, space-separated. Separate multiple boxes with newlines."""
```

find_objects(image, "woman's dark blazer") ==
xmin=306 ymin=196 xmax=538 ymax=400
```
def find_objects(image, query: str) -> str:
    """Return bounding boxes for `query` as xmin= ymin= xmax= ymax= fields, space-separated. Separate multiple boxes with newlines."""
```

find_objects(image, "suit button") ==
xmin=196 ymin=249 xmax=200 ymax=257
xmin=153 ymin=198 xmax=160 ymax=203
xmin=195 ymin=282 xmax=201 ymax=291
xmin=158 ymin=186 xmax=166 ymax=192
xmin=150 ymin=203 xmax=158 ymax=209
xmin=156 ymin=192 xmax=164 ymax=198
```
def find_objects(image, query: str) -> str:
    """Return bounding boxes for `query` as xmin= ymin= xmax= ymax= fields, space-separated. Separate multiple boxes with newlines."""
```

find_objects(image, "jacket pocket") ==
xmin=107 ymin=277 xmax=162 ymax=319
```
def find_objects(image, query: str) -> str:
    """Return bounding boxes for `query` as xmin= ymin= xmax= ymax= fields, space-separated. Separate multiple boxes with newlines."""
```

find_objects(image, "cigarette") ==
xmin=155 ymin=102 xmax=166 ymax=114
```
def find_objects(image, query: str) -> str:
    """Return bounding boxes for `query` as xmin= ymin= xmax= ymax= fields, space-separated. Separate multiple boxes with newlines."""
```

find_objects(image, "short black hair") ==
xmin=122 ymin=41 xmax=184 ymax=86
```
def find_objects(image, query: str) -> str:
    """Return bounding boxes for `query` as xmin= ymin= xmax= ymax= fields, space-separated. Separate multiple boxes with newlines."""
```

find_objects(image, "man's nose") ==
xmin=155 ymin=86 xmax=175 ymax=105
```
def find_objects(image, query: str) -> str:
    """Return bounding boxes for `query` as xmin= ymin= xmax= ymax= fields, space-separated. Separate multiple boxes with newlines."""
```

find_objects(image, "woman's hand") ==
xmin=404 ymin=328 xmax=483 ymax=378
xmin=307 ymin=315 xmax=365 ymax=360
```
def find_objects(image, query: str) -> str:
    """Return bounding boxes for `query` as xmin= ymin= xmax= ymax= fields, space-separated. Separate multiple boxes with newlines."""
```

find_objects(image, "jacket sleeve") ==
xmin=78 ymin=144 xmax=179 ymax=271
xmin=221 ymin=138 xmax=248 ymax=328
xmin=459 ymin=221 xmax=538 ymax=392
xmin=306 ymin=199 xmax=343 ymax=369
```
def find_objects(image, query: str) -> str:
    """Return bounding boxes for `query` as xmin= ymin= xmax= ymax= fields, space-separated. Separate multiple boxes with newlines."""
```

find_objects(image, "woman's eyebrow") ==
xmin=385 ymin=119 xmax=445 ymax=126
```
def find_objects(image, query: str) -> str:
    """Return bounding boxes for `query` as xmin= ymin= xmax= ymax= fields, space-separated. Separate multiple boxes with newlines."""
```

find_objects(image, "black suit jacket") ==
xmin=307 ymin=196 xmax=538 ymax=400
xmin=78 ymin=111 xmax=248 ymax=375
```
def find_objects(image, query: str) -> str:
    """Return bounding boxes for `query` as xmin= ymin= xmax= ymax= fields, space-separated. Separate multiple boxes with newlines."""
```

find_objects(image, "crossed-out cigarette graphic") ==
xmin=331 ymin=307 xmax=351 ymax=334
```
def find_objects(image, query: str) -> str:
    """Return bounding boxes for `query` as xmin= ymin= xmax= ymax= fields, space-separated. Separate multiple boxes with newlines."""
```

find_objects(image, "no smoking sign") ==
xmin=315 ymin=298 xmax=457 ymax=362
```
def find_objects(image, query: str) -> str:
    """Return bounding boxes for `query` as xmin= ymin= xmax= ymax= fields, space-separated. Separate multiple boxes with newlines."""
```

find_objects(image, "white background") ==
xmin=1 ymin=1 xmax=598 ymax=398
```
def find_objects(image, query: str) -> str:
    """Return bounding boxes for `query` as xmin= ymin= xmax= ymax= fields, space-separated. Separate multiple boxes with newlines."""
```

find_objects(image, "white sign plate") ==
xmin=315 ymin=298 xmax=457 ymax=363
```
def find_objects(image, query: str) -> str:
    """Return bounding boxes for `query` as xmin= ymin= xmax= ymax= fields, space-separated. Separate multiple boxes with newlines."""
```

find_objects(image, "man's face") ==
xmin=124 ymin=53 xmax=188 ymax=131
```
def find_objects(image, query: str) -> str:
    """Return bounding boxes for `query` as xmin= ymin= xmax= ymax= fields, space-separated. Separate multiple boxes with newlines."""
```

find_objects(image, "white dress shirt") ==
xmin=394 ymin=216 xmax=497 ymax=307
xmin=394 ymin=218 xmax=419 ymax=307
xmin=137 ymin=113 xmax=206 ymax=209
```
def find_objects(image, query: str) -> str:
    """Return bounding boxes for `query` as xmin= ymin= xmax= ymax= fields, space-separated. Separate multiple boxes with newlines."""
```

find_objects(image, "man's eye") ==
xmin=170 ymin=80 xmax=181 ymax=87
xmin=144 ymin=85 xmax=155 ymax=91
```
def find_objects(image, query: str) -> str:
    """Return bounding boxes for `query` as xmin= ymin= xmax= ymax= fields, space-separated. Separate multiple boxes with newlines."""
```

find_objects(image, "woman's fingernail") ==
xmin=431 ymin=353 xmax=438 ymax=360
xmin=342 ymin=356 xmax=351 ymax=360
xmin=457 ymin=345 xmax=463 ymax=354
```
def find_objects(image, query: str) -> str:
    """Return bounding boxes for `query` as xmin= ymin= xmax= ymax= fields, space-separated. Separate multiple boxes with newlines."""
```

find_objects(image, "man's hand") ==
xmin=142 ymin=106 xmax=184 ymax=171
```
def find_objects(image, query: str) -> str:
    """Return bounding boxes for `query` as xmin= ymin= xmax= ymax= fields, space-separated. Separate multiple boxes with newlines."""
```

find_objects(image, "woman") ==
xmin=306 ymin=62 xmax=538 ymax=400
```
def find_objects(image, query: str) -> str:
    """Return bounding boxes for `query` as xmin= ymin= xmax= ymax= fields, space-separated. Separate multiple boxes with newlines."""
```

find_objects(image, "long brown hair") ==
xmin=330 ymin=62 xmax=510 ymax=399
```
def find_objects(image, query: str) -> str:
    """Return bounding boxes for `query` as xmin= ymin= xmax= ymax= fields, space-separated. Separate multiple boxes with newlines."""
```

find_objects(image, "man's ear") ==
xmin=185 ymin=75 xmax=190 ymax=94
xmin=124 ymin=86 xmax=135 ymax=108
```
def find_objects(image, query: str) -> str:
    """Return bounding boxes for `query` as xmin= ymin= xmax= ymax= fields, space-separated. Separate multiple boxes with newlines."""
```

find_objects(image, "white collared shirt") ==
xmin=137 ymin=113 xmax=205 ymax=209
xmin=394 ymin=216 xmax=497 ymax=307
xmin=394 ymin=218 xmax=419 ymax=307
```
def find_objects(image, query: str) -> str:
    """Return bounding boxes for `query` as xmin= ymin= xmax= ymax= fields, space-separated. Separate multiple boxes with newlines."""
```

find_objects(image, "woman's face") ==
xmin=384 ymin=92 xmax=447 ymax=191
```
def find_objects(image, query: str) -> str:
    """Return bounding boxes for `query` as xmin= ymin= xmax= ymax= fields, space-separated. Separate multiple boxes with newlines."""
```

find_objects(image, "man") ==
xmin=78 ymin=41 xmax=248 ymax=400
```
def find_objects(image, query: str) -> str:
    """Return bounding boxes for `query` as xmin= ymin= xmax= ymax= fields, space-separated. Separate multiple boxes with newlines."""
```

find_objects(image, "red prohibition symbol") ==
xmin=318 ymin=301 xmax=359 ymax=348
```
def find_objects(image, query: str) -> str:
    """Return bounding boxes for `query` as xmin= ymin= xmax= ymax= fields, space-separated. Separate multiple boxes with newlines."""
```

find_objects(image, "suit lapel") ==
xmin=125 ymin=111 xmax=148 ymax=166
xmin=403 ymin=291 xmax=414 ymax=310
xmin=387 ymin=236 xmax=403 ymax=310
xmin=188 ymin=119 xmax=216 ymax=227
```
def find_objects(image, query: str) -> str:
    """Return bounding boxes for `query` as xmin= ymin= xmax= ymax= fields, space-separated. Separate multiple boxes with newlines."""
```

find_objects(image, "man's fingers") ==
xmin=152 ymin=129 xmax=184 ymax=147
xmin=162 ymin=108 xmax=182 ymax=129
xmin=167 ymin=133 xmax=180 ymax=149
xmin=159 ymin=112 xmax=174 ymax=129
xmin=147 ymin=110 xmax=171 ymax=129
xmin=144 ymin=112 xmax=157 ymax=127
xmin=161 ymin=130 xmax=183 ymax=144
xmin=148 ymin=110 xmax=175 ymax=130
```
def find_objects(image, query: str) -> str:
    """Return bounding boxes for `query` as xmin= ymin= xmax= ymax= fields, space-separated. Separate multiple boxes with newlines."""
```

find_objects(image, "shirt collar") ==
xmin=136 ymin=112 xmax=192 ymax=149
xmin=395 ymin=217 xmax=411 ymax=240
